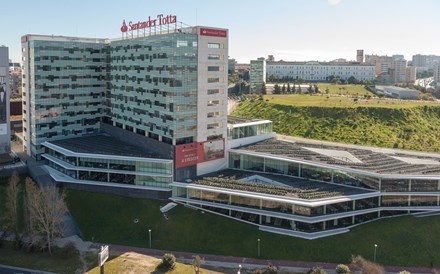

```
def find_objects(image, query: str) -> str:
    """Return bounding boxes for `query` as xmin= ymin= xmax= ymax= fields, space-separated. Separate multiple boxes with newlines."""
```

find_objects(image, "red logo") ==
xmin=200 ymin=28 xmax=227 ymax=37
xmin=121 ymin=20 xmax=128 ymax=33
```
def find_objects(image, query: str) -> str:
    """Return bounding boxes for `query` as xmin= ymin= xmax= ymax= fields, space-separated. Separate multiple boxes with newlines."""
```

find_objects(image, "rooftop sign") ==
xmin=121 ymin=14 xmax=177 ymax=33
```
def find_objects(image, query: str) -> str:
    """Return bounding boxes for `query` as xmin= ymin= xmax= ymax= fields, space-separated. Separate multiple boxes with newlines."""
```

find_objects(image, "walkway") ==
xmin=86 ymin=242 xmax=438 ymax=274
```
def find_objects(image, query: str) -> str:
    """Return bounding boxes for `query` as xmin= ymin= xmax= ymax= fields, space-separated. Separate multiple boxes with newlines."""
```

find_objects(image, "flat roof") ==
xmin=191 ymin=169 xmax=371 ymax=200
xmin=227 ymin=116 xmax=271 ymax=125
xmin=236 ymin=138 xmax=440 ymax=176
xmin=49 ymin=134 xmax=166 ymax=159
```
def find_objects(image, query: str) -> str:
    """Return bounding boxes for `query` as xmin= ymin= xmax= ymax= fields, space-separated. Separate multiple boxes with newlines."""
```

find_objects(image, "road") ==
xmin=0 ymin=265 xmax=55 ymax=274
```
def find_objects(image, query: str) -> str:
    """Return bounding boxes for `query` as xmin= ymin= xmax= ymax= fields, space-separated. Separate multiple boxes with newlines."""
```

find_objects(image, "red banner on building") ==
xmin=200 ymin=28 xmax=227 ymax=37
xmin=175 ymin=139 xmax=225 ymax=168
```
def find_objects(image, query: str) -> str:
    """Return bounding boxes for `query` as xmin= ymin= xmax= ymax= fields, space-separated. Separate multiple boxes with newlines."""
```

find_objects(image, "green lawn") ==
xmin=317 ymin=84 xmax=372 ymax=96
xmin=263 ymin=94 xmax=440 ymax=108
xmin=0 ymin=241 xmax=85 ymax=273
xmin=66 ymin=189 xmax=440 ymax=268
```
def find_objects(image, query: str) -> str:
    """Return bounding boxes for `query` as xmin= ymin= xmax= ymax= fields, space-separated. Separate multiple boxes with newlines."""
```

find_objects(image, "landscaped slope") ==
xmin=232 ymin=98 xmax=440 ymax=152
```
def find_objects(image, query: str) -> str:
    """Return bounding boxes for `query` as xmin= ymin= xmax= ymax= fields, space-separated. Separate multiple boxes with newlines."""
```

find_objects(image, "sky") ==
xmin=1 ymin=0 xmax=440 ymax=63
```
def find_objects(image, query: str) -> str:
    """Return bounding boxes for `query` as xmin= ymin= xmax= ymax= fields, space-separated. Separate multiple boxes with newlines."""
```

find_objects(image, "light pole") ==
xmin=257 ymin=238 xmax=260 ymax=257
xmin=374 ymin=243 xmax=378 ymax=262
xmin=237 ymin=264 xmax=242 ymax=274
xmin=148 ymin=229 xmax=152 ymax=248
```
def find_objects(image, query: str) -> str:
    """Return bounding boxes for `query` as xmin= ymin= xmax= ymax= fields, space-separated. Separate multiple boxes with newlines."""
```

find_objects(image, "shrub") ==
xmin=59 ymin=241 xmax=77 ymax=258
xmin=351 ymin=255 xmax=384 ymax=274
xmin=398 ymin=271 xmax=411 ymax=274
xmin=159 ymin=253 xmax=176 ymax=270
xmin=336 ymin=264 xmax=351 ymax=274
xmin=265 ymin=262 xmax=278 ymax=274
xmin=307 ymin=266 xmax=327 ymax=274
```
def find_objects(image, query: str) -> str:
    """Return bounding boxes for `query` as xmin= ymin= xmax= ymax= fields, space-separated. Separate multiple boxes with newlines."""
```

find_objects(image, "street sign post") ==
xmin=98 ymin=245 xmax=109 ymax=274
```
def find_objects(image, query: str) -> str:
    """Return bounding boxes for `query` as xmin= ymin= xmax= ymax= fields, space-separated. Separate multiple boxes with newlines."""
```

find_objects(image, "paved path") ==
xmin=0 ymin=264 xmax=56 ymax=274
xmin=89 ymin=242 xmax=438 ymax=274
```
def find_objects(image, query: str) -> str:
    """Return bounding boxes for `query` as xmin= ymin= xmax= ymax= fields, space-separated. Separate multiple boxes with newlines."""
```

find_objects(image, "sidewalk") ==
xmin=86 ymin=241 xmax=438 ymax=274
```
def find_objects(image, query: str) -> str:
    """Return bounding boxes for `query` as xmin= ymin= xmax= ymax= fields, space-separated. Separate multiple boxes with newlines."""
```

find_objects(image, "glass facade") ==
xmin=45 ymin=146 xmax=173 ymax=188
xmin=228 ymin=122 xmax=272 ymax=140
xmin=26 ymin=40 xmax=107 ymax=159
xmin=110 ymin=33 xmax=198 ymax=144
xmin=171 ymin=184 xmax=415 ymax=234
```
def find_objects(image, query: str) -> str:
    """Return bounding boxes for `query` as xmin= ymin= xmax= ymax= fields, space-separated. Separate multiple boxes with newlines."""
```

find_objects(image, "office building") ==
xmin=172 ymin=136 xmax=440 ymax=239
xmin=22 ymin=17 xmax=229 ymax=189
xmin=250 ymin=57 xmax=266 ymax=93
xmin=0 ymin=46 xmax=10 ymax=155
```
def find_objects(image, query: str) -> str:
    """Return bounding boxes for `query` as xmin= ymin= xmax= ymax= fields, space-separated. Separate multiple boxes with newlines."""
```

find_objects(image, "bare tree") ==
xmin=351 ymin=255 xmax=384 ymax=274
xmin=25 ymin=179 xmax=67 ymax=255
xmin=3 ymin=171 xmax=20 ymax=246
xmin=192 ymin=255 xmax=205 ymax=274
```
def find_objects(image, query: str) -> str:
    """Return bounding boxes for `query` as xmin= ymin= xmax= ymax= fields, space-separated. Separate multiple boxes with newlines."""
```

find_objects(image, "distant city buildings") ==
xmin=434 ymin=62 xmax=440 ymax=82
xmin=356 ymin=49 xmax=364 ymax=63
xmin=0 ymin=46 xmax=10 ymax=155
xmin=412 ymin=54 xmax=427 ymax=67
xmin=364 ymin=53 xmax=415 ymax=84
xmin=266 ymin=61 xmax=375 ymax=82
xmin=250 ymin=57 xmax=266 ymax=93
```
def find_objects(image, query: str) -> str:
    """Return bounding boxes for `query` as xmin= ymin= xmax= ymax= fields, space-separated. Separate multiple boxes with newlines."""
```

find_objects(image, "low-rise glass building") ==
xmin=171 ymin=137 xmax=440 ymax=239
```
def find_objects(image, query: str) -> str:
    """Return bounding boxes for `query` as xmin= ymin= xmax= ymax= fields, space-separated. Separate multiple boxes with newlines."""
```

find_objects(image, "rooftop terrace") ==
xmin=49 ymin=134 xmax=165 ymax=159
xmin=192 ymin=169 xmax=371 ymax=200
xmin=237 ymin=138 xmax=440 ymax=176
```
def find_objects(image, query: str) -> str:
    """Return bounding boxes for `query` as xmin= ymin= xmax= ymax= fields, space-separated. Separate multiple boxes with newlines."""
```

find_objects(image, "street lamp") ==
xmin=257 ymin=238 xmax=261 ymax=257
xmin=237 ymin=264 xmax=242 ymax=274
xmin=374 ymin=243 xmax=378 ymax=262
xmin=148 ymin=229 xmax=152 ymax=248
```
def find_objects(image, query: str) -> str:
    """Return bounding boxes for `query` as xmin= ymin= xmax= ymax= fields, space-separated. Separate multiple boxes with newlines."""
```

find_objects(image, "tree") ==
xmin=287 ymin=83 xmax=291 ymax=93
xmin=159 ymin=253 xmax=176 ymax=270
xmin=261 ymin=83 xmax=267 ymax=95
xmin=192 ymin=255 xmax=205 ymax=274
xmin=347 ymin=76 xmax=358 ymax=84
xmin=3 ymin=171 xmax=20 ymax=246
xmin=296 ymin=77 xmax=305 ymax=85
xmin=325 ymin=87 xmax=330 ymax=94
xmin=314 ymin=84 xmax=319 ymax=94
xmin=273 ymin=84 xmax=281 ymax=94
xmin=281 ymin=84 xmax=286 ymax=94
xmin=25 ymin=179 xmax=67 ymax=255
xmin=351 ymin=255 xmax=384 ymax=274
xmin=292 ymin=84 xmax=296 ymax=93
xmin=335 ymin=264 xmax=351 ymax=274
xmin=307 ymin=84 xmax=313 ymax=94
xmin=307 ymin=266 xmax=327 ymax=274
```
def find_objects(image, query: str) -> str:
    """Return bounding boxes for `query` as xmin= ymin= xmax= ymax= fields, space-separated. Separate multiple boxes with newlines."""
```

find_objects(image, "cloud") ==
xmin=328 ymin=0 xmax=342 ymax=5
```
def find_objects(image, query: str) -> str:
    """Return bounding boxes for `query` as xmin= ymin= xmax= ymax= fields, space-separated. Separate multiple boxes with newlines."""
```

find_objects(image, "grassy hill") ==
xmin=232 ymin=95 xmax=440 ymax=152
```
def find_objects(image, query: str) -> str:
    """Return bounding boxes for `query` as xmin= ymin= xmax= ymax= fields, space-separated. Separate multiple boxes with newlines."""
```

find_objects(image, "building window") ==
xmin=208 ymin=54 xmax=221 ymax=60
xmin=207 ymin=123 xmax=222 ymax=129
xmin=207 ymin=89 xmax=220 ymax=95
xmin=177 ymin=40 xmax=188 ymax=47
xmin=208 ymin=43 xmax=221 ymax=49
xmin=208 ymin=66 xmax=220 ymax=72
xmin=207 ymin=111 xmax=221 ymax=118
xmin=208 ymin=77 xmax=220 ymax=83
xmin=207 ymin=100 xmax=220 ymax=106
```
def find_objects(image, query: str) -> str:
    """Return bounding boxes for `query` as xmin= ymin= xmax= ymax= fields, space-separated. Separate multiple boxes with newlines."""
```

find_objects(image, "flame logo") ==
xmin=121 ymin=20 xmax=128 ymax=32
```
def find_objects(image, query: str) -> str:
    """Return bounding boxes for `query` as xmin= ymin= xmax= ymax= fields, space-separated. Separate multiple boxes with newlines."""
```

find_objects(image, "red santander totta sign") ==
xmin=200 ymin=28 xmax=227 ymax=37
xmin=121 ymin=14 xmax=177 ymax=33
